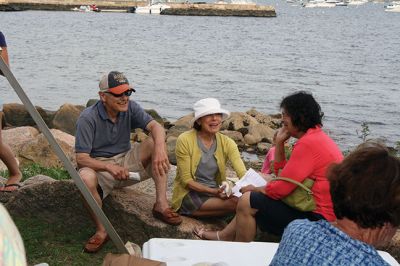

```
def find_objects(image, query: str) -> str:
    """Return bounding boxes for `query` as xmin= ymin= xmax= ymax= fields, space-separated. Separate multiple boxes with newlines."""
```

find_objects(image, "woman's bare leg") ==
xmin=191 ymin=196 xmax=238 ymax=217
xmin=234 ymin=192 xmax=258 ymax=242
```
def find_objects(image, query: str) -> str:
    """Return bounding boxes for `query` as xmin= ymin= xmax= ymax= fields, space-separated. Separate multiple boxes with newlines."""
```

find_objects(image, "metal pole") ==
xmin=0 ymin=57 xmax=129 ymax=254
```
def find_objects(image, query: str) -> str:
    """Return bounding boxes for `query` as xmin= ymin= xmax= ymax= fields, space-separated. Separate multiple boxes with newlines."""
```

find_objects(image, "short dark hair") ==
xmin=328 ymin=142 xmax=400 ymax=228
xmin=280 ymin=91 xmax=323 ymax=132
xmin=193 ymin=121 xmax=201 ymax=131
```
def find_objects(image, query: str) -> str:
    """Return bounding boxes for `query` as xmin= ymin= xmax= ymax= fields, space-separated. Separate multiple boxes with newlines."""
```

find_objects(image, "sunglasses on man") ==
xmin=105 ymin=89 xmax=134 ymax=98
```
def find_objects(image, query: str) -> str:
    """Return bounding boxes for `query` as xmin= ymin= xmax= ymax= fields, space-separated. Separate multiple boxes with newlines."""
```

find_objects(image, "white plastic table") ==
xmin=143 ymin=238 xmax=399 ymax=266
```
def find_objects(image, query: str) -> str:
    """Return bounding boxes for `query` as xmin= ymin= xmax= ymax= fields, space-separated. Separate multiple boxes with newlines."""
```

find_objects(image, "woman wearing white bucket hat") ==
xmin=171 ymin=98 xmax=246 ymax=219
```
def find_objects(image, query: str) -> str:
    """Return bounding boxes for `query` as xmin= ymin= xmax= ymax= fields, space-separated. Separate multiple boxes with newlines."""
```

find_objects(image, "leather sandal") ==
xmin=84 ymin=234 xmax=109 ymax=253
xmin=152 ymin=205 xmax=182 ymax=226
xmin=193 ymin=227 xmax=220 ymax=240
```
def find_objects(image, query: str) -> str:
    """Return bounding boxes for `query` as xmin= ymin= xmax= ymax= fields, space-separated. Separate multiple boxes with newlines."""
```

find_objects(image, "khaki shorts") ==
xmin=79 ymin=143 xmax=152 ymax=199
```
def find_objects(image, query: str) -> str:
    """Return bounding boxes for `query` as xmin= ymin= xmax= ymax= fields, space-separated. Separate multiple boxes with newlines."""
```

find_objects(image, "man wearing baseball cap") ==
xmin=75 ymin=71 xmax=182 ymax=253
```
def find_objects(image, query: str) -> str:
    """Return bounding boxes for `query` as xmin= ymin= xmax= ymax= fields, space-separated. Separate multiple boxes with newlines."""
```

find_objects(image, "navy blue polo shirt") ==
xmin=75 ymin=100 xmax=153 ymax=158
xmin=0 ymin=32 xmax=6 ymax=47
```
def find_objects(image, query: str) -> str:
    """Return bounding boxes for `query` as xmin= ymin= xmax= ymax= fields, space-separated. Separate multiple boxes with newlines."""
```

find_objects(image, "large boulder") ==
xmin=0 ymin=127 xmax=39 ymax=170
xmin=1 ymin=126 xmax=39 ymax=154
xmin=222 ymin=112 xmax=258 ymax=131
xmin=246 ymin=108 xmax=281 ymax=129
xmin=18 ymin=129 xmax=76 ymax=168
xmin=166 ymin=136 xmax=178 ymax=165
xmin=171 ymin=114 xmax=193 ymax=131
xmin=52 ymin=104 xmax=85 ymax=136
xmin=2 ymin=165 xmax=226 ymax=246
xmin=2 ymin=103 xmax=54 ymax=127
xmin=244 ymin=124 xmax=275 ymax=145
xmin=220 ymin=130 xmax=245 ymax=148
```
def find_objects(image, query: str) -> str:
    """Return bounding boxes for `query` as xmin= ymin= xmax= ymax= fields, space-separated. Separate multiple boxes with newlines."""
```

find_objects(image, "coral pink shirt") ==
xmin=265 ymin=127 xmax=343 ymax=221
xmin=261 ymin=146 xmax=276 ymax=174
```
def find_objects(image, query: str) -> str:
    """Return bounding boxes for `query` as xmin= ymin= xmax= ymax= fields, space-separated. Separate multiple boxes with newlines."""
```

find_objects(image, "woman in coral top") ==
xmin=195 ymin=91 xmax=343 ymax=241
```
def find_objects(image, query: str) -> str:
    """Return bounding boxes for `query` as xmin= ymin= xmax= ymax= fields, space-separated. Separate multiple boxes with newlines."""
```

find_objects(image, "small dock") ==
xmin=162 ymin=3 xmax=276 ymax=17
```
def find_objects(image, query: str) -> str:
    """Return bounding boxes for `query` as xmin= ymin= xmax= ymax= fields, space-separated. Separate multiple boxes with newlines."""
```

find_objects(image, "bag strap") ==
xmin=272 ymin=177 xmax=313 ymax=195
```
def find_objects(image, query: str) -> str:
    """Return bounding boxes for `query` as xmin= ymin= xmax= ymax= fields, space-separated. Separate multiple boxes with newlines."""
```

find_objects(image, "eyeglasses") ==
xmin=105 ymin=89 xmax=134 ymax=98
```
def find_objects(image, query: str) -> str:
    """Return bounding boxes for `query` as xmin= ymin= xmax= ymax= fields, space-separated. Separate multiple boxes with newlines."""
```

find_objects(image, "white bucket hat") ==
xmin=192 ymin=98 xmax=230 ymax=125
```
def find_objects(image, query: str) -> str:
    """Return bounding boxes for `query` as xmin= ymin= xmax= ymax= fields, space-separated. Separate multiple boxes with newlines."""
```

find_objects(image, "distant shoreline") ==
xmin=0 ymin=0 xmax=145 ymax=11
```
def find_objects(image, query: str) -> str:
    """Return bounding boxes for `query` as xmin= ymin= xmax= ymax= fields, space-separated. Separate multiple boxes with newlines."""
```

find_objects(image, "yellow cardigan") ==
xmin=171 ymin=129 xmax=247 ymax=211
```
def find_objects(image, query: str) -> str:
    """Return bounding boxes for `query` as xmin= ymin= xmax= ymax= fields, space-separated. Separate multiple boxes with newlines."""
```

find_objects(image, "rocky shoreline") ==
xmin=0 ymin=101 xmax=280 ymax=170
xmin=1 ymin=101 xmax=399 ymax=262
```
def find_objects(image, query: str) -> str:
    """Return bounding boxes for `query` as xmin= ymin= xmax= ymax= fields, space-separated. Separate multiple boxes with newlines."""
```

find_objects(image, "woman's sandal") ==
xmin=193 ymin=227 xmax=220 ymax=241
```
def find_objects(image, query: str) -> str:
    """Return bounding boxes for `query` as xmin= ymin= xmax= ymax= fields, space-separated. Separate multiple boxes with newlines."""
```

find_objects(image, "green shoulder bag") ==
xmin=272 ymin=177 xmax=316 ymax=212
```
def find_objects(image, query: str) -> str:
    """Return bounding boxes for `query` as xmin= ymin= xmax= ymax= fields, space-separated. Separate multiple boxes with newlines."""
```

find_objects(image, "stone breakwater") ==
xmin=0 ymin=0 xmax=145 ymax=11
xmin=0 ymin=0 xmax=275 ymax=17
xmin=162 ymin=3 xmax=276 ymax=17
xmin=0 ymin=101 xmax=280 ymax=170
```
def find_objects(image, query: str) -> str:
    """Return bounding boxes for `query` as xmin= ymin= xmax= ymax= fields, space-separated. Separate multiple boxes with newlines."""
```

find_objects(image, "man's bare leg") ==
xmin=80 ymin=168 xmax=107 ymax=242
xmin=139 ymin=137 xmax=181 ymax=225
xmin=140 ymin=137 xmax=169 ymax=211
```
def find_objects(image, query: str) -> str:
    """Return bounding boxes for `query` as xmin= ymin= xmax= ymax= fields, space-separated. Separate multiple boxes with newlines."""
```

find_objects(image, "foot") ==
xmin=0 ymin=172 xmax=22 ymax=192
xmin=84 ymin=232 xmax=109 ymax=253
xmin=152 ymin=204 xmax=182 ymax=226
xmin=193 ymin=227 xmax=220 ymax=241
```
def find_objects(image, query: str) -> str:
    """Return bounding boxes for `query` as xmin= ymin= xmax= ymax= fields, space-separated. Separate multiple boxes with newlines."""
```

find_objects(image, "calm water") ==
xmin=1 ymin=2 xmax=399 ymax=150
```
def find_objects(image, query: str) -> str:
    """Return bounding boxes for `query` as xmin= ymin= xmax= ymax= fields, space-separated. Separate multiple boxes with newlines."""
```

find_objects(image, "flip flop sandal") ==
xmin=0 ymin=183 xmax=21 ymax=192
xmin=152 ymin=206 xmax=182 ymax=226
xmin=193 ymin=227 xmax=220 ymax=240
xmin=84 ymin=234 xmax=109 ymax=253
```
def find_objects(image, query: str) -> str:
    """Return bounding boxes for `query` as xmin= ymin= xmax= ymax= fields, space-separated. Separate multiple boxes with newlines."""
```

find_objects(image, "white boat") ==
xmin=71 ymin=5 xmax=100 ymax=12
xmin=303 ymin=0 xmax=336 ymax=8
xmin=335 ymin=1 xmax=348 ymax=6
xmin=347 ymin=0 xmax=367 ymax=5
xmin=135 ymin=2 xmax=170 ymax=14
xmin=385 ymin=2 xmax=400 ymax=11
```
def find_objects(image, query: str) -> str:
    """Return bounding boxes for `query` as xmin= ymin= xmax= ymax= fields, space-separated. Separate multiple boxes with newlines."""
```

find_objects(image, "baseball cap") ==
xmin=99 ymin=71 xmax=135 ymax=94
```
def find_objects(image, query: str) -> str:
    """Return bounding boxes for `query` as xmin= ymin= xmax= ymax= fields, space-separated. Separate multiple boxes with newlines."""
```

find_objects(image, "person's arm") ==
xmin=175 ymin=133 xmax=226 ymax=198
xmin=225 ymin=137 xmax=247 ymax=178
xmin=266 ymin=142 xmax=314 ymax=199
xmin=75 ymin=114 xmax=129 ymax=180
xmin=273 ymin=127 xmax=291 ymax=174
xmin=186 ymin=180 xmax=223 ymax=196
xmin=76 ymin=153 xmax=129 ymax=180
xmin=0 ymin=46 xmax=9 ymax=66
xmin=146 ymin=120 xmax=170 ymax=178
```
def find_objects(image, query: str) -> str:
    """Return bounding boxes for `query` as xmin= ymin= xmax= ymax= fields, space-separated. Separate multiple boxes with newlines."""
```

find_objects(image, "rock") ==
xmin=19 ymin=129 xmax=76 ymax=168
xmin=257 ymin=142 xmax=272 ymax=155
xmin=222 ymin=112 xmax=258 ymax=131
xmin=172 ymin=114 xmax=193 ymax=129
xmin=166 ymin=136 xmax=178 ymax=165
xmin=52 ymin=104 xmax=85 ymax=136
xmin=131 ymin=129 xmax=149 ymax=143
xmin=220 ymin=130 xmax=245 ymax=147
xmin=244 ymin=134 xmax=258 ymax=145
xmin=86 ymin=99 xmax=98 ymax=107
xmin=166 ymin=125 xmax=188 ymax=139
xmin=3 ymin=103 xmax=54 ymax=127
xmin=3 ymin=166 xmax=227 ymax=246
xmin=145 ymin=109 xmax=164 ymax=125
xmin=1 ymin=126 xmax=39 ymax=155
xmin=244 ymin=124 xmax=275 ymax=145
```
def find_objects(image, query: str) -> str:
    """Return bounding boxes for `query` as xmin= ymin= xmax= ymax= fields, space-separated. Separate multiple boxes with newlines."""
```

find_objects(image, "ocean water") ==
xmin=1 ymin=1 xmax=399 ymax=150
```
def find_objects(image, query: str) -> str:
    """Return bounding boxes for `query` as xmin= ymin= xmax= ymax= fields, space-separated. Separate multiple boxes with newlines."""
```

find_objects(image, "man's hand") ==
xmin=152 ymin=145 xmax=170 ymax=178
xmin=105 ymin=163 xmax=129 ymax=180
